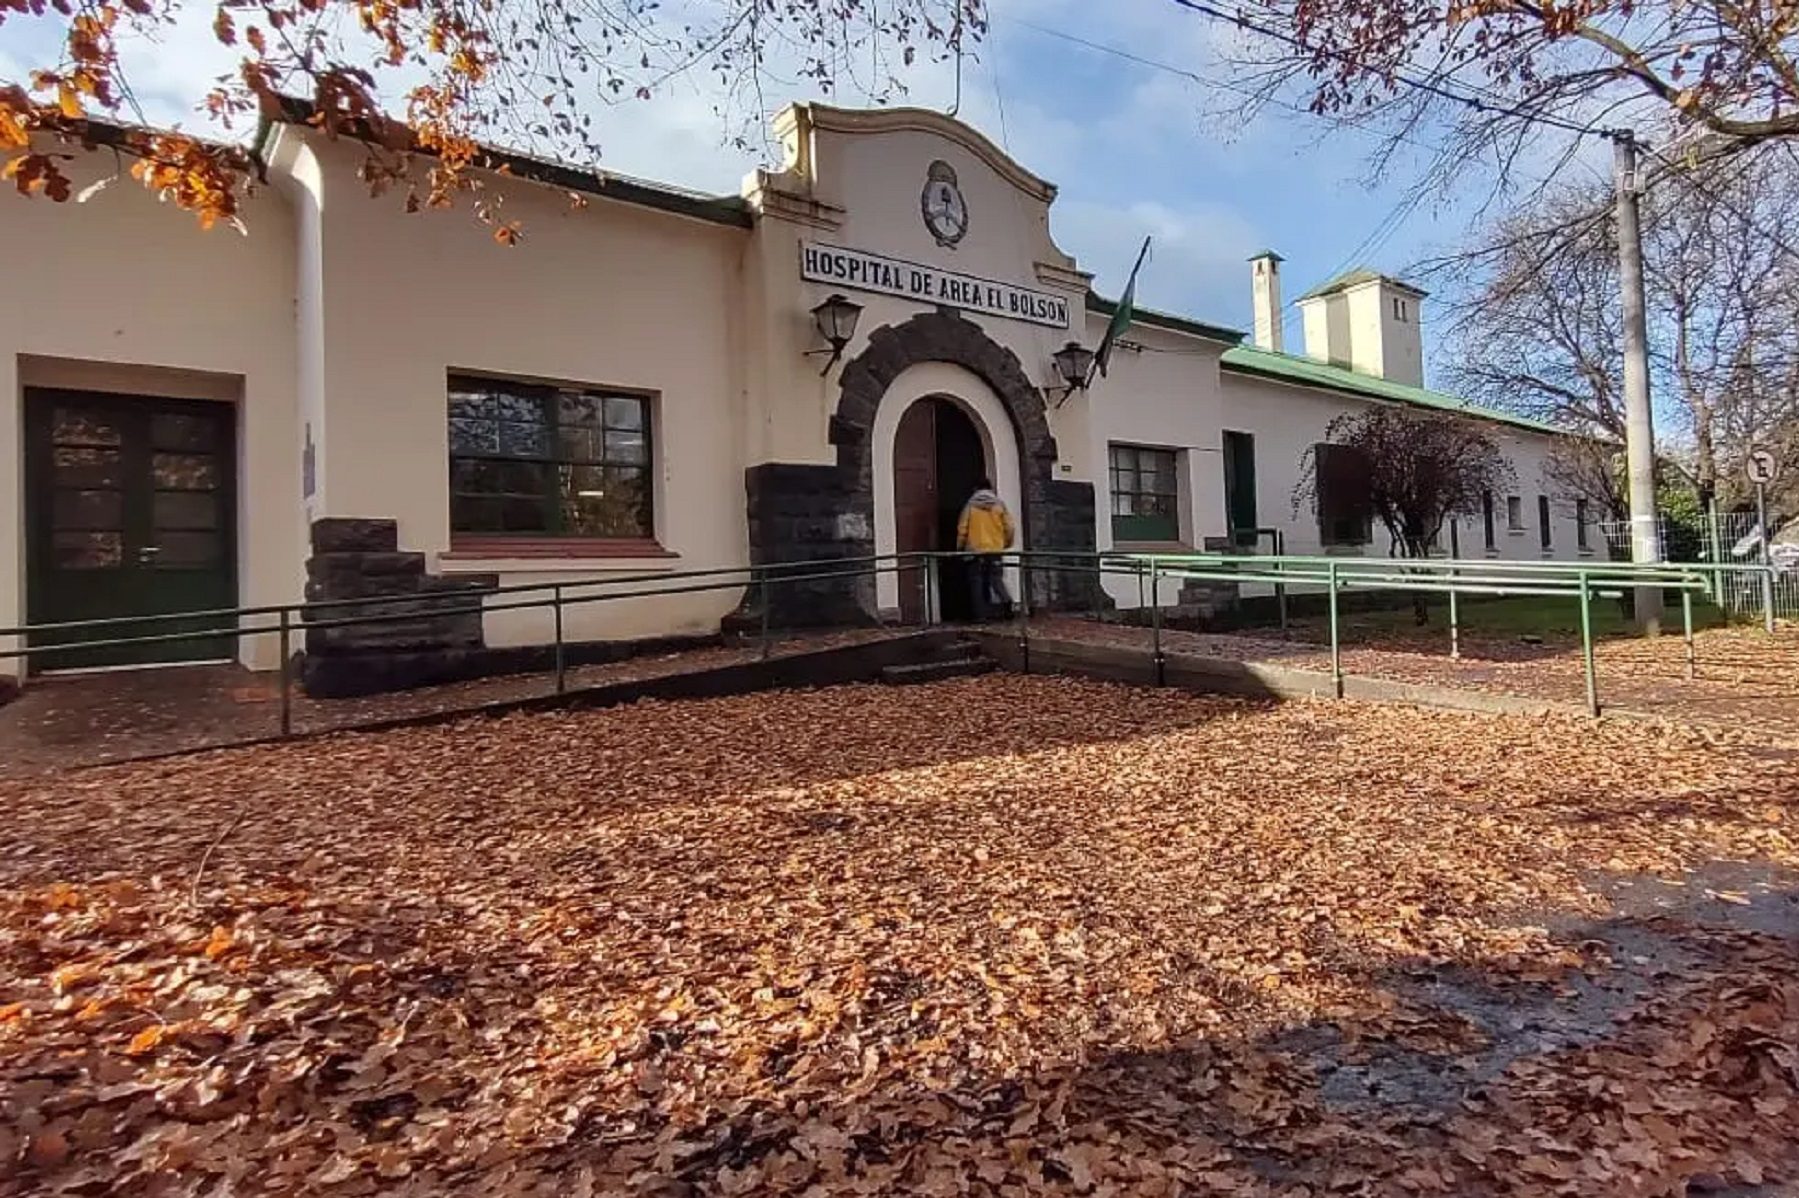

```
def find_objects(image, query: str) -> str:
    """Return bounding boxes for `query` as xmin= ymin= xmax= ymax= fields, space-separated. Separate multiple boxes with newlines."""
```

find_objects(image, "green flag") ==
xmin=1093 ymin=236 xmax=1151 ymax=381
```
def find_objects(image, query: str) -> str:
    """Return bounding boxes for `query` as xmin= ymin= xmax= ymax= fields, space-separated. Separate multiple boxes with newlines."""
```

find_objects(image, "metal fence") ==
xmin=1595 ymin=509 xmax=1797 ymax=627
xmin=2 ymin=552 xmax=1780 ymax=738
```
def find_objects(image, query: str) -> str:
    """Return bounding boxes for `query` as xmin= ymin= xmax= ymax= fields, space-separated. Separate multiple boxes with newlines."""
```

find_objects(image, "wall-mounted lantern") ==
xmin=1046 ymin=340 xmax=1096 ymax=406
xmin=807 ymin=293 xmax=864 ymax=375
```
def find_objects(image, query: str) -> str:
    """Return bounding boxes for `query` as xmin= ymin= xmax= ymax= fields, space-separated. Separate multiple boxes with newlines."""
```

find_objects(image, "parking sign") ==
xmin=1746 ymin=449 xmax=1781 ymax=486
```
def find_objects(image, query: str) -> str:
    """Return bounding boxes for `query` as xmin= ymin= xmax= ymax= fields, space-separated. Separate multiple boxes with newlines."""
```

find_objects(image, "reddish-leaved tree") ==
xmin=1 ymin=0 xmax=983 ymax=231
xmin=1296 ymin=406 xmax=1515 ymax=621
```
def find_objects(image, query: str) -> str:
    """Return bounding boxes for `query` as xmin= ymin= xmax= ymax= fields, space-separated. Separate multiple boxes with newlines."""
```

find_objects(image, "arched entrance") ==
xmin=892 ymin=396 xmax=988 ymax=622
xmin=738 ymin=310 xmax=1107 ymax=629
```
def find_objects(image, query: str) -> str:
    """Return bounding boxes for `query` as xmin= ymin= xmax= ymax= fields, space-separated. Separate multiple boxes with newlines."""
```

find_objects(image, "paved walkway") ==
xmin=5 ymin=617 xmax=1794 ymax=777
xmin=0 ymin=629 xmax=904 ymax=776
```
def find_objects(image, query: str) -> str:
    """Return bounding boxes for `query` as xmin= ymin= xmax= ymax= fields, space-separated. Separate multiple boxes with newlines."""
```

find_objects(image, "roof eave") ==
xmin=1084 ymin=292 xmax=1245 ymax=346
xmin=266 ymin=96 xmax=754 ymax=229
xmin=1219 ymin=350 xmax=1568 ymax=437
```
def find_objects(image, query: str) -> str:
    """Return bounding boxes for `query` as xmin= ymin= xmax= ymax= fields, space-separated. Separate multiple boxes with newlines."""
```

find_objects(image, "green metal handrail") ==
xmin=0 ymin=548 xmax=1782 ymax=737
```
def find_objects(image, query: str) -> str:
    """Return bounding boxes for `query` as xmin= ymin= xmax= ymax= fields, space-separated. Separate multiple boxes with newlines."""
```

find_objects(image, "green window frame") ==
xmin=1222 ymin=430 xmax=1258 ymax=548
xmin=1109 ymin=444 xmax=1181 ymax=544
xmin=448 ymin=374 xmax=653 ymax=541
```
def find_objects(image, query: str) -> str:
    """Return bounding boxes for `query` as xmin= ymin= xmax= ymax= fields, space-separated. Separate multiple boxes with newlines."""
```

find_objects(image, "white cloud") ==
xmin=1051 ymin=195 xmax=1263 ymax=327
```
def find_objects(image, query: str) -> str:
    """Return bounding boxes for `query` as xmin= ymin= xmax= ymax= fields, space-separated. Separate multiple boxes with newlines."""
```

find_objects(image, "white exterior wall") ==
xmin=1 ymin=150 xmax=303 ymax=676
xmin=268 ymin=130 xmax=751 ymax=647
xmin=1079 ymin=320 xmax=1232 ymax=607
xmin=1217 ymin=372 xmax=1590 ymax=568
xmin=742 ymin=108 xmax=1087 ymax=477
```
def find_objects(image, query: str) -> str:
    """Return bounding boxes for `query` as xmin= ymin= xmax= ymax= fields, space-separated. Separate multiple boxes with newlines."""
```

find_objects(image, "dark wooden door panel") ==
xmin=893 ymin=399 xmax=937 ymax=623
xmin=24 ymin=389 xmax=238 ymax=670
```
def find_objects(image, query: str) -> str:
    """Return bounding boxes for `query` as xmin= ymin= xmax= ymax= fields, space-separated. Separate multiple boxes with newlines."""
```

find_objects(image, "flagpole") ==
xmin=1089 ymin=236 xmax=1152 ymax=386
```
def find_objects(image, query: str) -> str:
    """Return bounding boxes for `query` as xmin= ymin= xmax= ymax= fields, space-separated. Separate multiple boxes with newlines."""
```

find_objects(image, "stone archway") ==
xmin=742 ymin=310 xmax=1104 ymax=627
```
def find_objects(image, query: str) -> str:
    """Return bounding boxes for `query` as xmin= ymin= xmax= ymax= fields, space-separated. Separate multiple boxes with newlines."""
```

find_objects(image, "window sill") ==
xmin=1111 ymin=540 xmax=1195 ymax=554
xmin=443 ymin=537 xmax=675 ymax=564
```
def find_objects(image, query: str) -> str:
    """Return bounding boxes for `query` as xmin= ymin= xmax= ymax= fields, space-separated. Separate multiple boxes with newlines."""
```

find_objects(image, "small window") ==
xmin=1482 ymin=491 xmax=1497 ymax=553
xmin=1314 ymin=442 xmax=1374 ymax=547
xmin=1506 ymin=495 xmax=1525 ymax=532
xmin=448 ymin=374 xmax=653 ymax=541
xmin=1392 ymin=296 xmax=1408 ymax=322
xmin=1576 ymin=499 xmax=1591 ymax=551
xmin=1538 ymin=495 xmax=1553 ymax=551
xmin=1109 ymin=444 xmax=1180 ymax=544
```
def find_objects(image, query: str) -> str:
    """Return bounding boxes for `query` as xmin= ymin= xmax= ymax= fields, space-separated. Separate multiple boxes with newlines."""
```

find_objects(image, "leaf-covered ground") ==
xmin=4 ymin=676 xmax=1799 ymax=1196
xmin=1043 ymin=617 xmax=1799 ymax=737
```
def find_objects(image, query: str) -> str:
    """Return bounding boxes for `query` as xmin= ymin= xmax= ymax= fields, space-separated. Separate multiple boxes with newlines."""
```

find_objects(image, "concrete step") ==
xmin=879 ymin=657 xmax=997 ymax=685
xmin=918 ymin=639 xmax=986 ymax=664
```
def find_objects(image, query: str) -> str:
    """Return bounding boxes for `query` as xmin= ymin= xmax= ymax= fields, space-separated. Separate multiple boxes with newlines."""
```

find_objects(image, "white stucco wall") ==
xmin=268 ymin=129 xmax=752 ymax=646
xmin=1 ymin=151 xmax=303 ymax=676
xmin=746 ymin=106 xmax=1088 ymax=478
xmin=1078 ymin=317 xmax=1233 ymax=608
xmin=1217 ymin=372 xmax=1590 ymax=569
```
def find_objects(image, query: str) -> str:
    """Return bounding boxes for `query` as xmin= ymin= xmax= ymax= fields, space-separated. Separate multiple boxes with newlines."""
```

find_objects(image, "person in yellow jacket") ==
xmin=956 ymin=478 xmax=1015 ymax=621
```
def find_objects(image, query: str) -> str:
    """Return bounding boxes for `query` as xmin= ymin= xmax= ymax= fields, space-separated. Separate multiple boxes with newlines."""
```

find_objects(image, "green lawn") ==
xmin=1292 ymin=592 xmax=1732 ymax=641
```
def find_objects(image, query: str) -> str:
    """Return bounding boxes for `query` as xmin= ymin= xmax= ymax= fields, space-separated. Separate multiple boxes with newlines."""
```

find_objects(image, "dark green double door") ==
xmin=24 ymin=389 xmax=237 ymax=670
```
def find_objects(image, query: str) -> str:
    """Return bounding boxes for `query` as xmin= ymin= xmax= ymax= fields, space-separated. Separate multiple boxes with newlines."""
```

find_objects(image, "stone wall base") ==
xmin=301 ymin=518 xmax=497 ymax=697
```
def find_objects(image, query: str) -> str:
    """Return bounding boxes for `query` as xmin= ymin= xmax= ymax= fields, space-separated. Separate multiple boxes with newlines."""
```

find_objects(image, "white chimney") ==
xmin=1249 ymin=251 xmax=1284 ymax=353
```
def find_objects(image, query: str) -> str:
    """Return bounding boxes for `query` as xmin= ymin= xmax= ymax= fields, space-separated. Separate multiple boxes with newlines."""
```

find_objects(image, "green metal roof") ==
xmin=1293 ymin=267 xmax=1428 ymax=303
xmin=1084 ymin=292 xmax=1245 ymax=345
xmin=1220 ymin=344 xmax=1568 ymax=436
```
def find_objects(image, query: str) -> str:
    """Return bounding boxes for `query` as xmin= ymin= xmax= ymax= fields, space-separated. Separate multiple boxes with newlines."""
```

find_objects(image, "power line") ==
xmin=988 ymin=15 xmax=1011 ymax=151
xmin=1163 ymin=0 xmax=1614 ymax=141
xmin=1005 ymin=14 xmax=1441 ymax=158
xmin=1006 ymin=14 xmax=1438 ymax=332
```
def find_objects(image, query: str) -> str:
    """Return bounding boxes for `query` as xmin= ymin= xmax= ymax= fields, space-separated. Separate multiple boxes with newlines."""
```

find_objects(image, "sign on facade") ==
xmin=1745 ymin=448 xmax=1782 ymax=486
xmin=800 ymin=241 xmax=1071 ymax=329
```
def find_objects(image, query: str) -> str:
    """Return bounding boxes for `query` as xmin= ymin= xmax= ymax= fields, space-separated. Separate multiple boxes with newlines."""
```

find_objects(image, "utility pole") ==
xmin=1615 ymin=131 xmax=1663 ymax=633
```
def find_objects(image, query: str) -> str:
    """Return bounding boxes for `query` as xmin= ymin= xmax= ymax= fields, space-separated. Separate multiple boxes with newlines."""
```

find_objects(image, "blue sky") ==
xmin=1 ymin=0 xmax=1607 ymax=381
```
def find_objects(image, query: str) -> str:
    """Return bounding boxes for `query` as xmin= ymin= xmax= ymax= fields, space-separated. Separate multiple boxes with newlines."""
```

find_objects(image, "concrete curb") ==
xmin=972 ymin=632 xmax=1585 ymax=719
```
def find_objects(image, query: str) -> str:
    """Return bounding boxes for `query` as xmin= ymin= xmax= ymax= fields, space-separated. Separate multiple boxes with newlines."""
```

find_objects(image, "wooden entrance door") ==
xmin=24 ymin=389 xmax=238 ymax=670
xmin=892 ymin=398 xmax=987 ymax=623
xmin=893 ymin=400 xmax=938 ymax=623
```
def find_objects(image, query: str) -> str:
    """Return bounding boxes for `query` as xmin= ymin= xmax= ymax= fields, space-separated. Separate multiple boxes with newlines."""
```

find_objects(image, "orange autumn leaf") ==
xmin=125 ymin=1024 xmax=165 ymax=1056
xmin=202 ymin=925 xmax=233 ymax=958
xmin=56 ymin=81 xmax=83 ymax=119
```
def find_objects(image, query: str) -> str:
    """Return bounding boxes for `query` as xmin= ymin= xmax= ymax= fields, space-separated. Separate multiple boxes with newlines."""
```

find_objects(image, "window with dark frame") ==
xmin=1109 ymin=444 xmax=1181 ymax=544
xmin=448 ymin=374 xmax=653 ymax=542
xmin=1538 ymin=494 xmax=1553 ymax=551
xmin=1576 ymin=499 xmax=1591 ymax=551
xmin=1506 ymin=494 xmax=1525 ymax=532
xmin=1314 ymin=442 xmax=1374 ymax=548
xmin=1482 ymin=491 xmax=1497 ymax=552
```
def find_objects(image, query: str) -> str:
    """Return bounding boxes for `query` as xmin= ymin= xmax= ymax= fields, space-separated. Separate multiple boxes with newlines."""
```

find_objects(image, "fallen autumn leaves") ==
xmin=3 ymin=675 xmax=1798 ymax=1195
